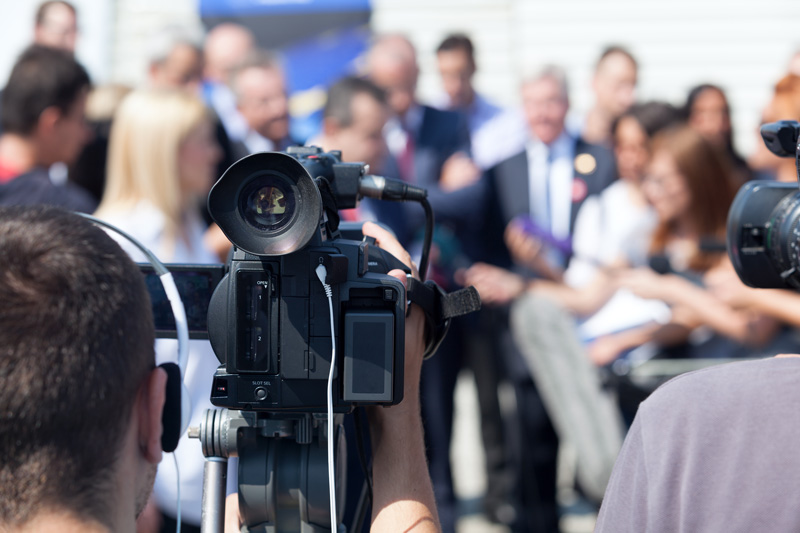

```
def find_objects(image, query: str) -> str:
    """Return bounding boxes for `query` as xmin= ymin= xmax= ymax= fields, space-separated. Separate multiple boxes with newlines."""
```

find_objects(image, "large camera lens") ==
xmin=239 ymin=175 xmax=296 ymax=233
xmin=208 ymin=152 xmax=322 ymax=256
xmin=728 ymin=181 xmax=800 ymax=290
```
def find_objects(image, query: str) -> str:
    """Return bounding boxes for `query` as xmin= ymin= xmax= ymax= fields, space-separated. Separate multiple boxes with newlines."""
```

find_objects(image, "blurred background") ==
xmin=4 ymin=2 xmax=800 ymax=532
xmin=2 ymin=0 xmax=799 ymax=154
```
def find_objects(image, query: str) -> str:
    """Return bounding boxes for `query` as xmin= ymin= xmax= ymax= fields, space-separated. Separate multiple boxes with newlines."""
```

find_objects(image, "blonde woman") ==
xmin=96 ymin=88 xmax=221 ymax=262
xmin=95 ymin=88 xmax=222 ymax=532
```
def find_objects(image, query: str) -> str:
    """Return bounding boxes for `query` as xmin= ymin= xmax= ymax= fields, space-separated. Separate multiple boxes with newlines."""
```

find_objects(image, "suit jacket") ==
xmin=481 ymin=136 xmax=617 ymax=269
xmin=366 ymin=105 xmax=473 ymax=246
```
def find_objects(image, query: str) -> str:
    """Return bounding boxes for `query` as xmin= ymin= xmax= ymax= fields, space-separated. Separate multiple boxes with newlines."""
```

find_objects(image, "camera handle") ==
xmin=406 ymin=277 xmax=482 ymax=358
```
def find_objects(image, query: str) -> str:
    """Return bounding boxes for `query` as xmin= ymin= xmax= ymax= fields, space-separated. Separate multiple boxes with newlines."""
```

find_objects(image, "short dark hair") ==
xmin=612 ymin=101 xmax=681 ymax=140
xmin=0 ymin=206 xmax=154 ymax=527
xmin=595 ymin=45 xmax=637 ymax=71
xmin=35 ymin=1 xmax=76 ymax=27
xmin=436 ymin=33 xmax=475 ymax=64
xmin=1 ymin=45 xmax=90 ymax=135
xmin=323 ymin=76 xmax=387 ymax=128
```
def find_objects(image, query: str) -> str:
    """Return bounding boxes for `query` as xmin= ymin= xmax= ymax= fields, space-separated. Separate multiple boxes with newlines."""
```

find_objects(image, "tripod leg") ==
xmin=202 ymin=456 xmax=229 ymax=533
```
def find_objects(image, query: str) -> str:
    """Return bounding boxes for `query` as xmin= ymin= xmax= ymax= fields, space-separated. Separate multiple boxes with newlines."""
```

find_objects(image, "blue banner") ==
xmin=200 ymin=0 xmax=370 ymax=17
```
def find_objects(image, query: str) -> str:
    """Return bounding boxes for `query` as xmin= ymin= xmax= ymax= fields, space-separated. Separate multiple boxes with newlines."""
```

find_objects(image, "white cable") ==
xmin=173 ymin=452 xmax=182 ymax=533
xmin=315 ymin=264 xmax=338 ymax=532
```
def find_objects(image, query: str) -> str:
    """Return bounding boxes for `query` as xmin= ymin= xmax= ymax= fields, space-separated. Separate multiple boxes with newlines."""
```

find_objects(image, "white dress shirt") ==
xmin=526 ymin=131 xmax=575 ymax=241
xmin=433 ymin=92 xmax=527 ymax=170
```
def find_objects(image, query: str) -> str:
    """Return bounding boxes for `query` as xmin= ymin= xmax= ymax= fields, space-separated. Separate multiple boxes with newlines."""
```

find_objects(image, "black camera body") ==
xmin=728 ymin=121 xmax=800 ymax=290
xmin=205 ymin=147 xmax=409 ymax=413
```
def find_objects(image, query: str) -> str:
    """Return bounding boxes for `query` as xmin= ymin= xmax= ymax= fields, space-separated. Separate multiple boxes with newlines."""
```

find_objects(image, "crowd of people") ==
xmin=5 ymin=2 xmax=800 ymax=533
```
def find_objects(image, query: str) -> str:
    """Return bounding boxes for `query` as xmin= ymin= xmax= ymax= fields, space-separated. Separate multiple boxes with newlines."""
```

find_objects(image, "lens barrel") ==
xmin=208 ymin=152 xmax=322 ymax=256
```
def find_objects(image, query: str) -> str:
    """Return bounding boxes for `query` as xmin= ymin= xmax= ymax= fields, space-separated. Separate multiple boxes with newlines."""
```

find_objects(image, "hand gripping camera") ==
xmin=187 ymin=146 xmax=479 ymax=533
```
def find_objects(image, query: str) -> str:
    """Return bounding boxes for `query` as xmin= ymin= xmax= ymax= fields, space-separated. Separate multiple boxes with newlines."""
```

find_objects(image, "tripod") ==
xmin=193 ymin=408 xmax=347 ymax=533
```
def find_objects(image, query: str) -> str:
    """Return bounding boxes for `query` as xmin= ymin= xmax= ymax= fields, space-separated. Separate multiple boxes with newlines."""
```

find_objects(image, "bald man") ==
xmin=580 ymin=46 xmax=638 ymax=145
xmin=363 ymin=34 xmax=479 ymax=244
xmin=202 ymin=23 xmax=256 ymax=143
xmin=33 ymin=1 xmax=78 ymax=54
xmin=364 ymin=34 xmax=488 ymax=533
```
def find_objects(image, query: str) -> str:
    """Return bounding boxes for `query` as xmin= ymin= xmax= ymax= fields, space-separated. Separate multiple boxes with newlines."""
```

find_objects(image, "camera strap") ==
xmin=406 ymin=278 xmax=481 ymax=358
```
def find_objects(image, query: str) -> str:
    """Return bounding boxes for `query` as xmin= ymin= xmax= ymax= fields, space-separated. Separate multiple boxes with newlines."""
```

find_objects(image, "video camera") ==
xmin=141 ymin=146 xmax=480 ymax=533
xmin=728 ymin=121 xmax=800 ymax=290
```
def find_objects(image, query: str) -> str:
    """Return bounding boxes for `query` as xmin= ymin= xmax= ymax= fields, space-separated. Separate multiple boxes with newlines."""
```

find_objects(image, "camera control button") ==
xmin=383 ymin=288 xmax=396 ymax=301
xmin=255 ymin=387 xmax=268 ymax=401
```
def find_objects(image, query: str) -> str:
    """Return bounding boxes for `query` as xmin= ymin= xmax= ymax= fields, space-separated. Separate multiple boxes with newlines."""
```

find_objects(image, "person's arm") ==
xmin=588 ymin=322 xmax=664 ymax=366
xmin=619 ymin=267 xmax=773 ymax=345
xmin=705 ymin=265 xmax=800 ymax=330
xmin=530 ymin=273 xmax=617 ymax=317
xmin=361 ymin=222 xmax=440 ymax=532
xmin=224 ymin=223 xmax=439 ymax=533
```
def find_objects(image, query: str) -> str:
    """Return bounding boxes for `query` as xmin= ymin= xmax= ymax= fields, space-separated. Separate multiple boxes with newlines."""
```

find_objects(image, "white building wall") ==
xmin=1 ymin=0 xmax=798 ymax=155
xmin=0 ymin=0 xmax=200 ymax=88
xmin=110 ymin=0 xmax=202 ymax=87
xmin=371 ymin=0 xmax=800 ymax=155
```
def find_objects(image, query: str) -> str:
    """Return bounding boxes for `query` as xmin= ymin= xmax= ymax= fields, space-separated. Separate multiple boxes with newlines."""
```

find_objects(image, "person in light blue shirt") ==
xmin=433 ymin=33 xmax=526 ymax=171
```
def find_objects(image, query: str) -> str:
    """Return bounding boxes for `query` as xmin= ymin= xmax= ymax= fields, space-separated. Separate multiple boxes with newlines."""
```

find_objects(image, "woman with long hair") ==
xmin=589 ymin=126 xmax=790 ymax=364
xmin=96 ymin=89 xmax=221 ymax=261
xmin=95 ymin=88 xmax=222 ymax=533
xmin=683 ymin=83 xmax=751 ymax=185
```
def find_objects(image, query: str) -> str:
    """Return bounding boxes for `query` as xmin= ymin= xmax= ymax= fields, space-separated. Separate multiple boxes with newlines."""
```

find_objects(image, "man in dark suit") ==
xmin=363 ymin=33 xmax=481 ymax=246
xmin=462 ymin=65 xmax=616 ymax=532
xmin=364 ymin=34 xmax=488 ymax=533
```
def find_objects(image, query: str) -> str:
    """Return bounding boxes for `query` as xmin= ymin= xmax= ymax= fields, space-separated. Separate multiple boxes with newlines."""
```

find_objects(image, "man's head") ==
xmin=34 ymin=1 xmax=78 ymax=54
xmin=436 ymin=33 xmax=476 ymax=109
xmin=0 ymin=206 xmax=163 ymax=529
xmin=204 ymin=23 xmax=255 ymax=85
xmin=1 ymin=45 xmax=91 ymax=167
xmin=521 ymin=65 xmax=569 ymax=145
xmin=365 ymin=34 xmax=418 ymax=119
xmin=232 ymin=51 xmax=290 ymax=144
xmin=321 ymin=76 xmax=389 ymax=169
xmin=147 ymin=25 xmax=204 ymax=92
xmin=592 ymin=46 xmax=637 ymax=119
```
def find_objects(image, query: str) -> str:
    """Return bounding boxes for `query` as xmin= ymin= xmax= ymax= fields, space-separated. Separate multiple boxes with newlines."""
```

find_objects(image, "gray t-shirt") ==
xmin=595 ymin=357 xmax=800 ymax=532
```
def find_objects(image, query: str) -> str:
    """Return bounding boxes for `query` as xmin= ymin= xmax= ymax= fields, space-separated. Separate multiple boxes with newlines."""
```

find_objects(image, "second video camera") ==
xmin=729 ymin=120 xmax=800 ymax=290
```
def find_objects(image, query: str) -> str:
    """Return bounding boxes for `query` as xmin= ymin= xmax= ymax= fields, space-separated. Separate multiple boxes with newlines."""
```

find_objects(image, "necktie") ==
xmin=398 ymin=132 xmax=415 ymax=183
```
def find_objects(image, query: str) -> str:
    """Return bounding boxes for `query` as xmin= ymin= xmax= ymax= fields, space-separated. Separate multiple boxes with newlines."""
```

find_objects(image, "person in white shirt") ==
xmin=202 ymin=23 xmax=255 ymax=143
xmin=95 ymin=88 xmax=224 ymax=533
xmin=230 ymin=51 xmax=295 ymax=157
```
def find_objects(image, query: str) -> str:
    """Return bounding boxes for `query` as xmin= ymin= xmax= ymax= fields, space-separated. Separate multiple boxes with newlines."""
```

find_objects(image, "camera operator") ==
xmin=223 ymin=221 xmax=440 ymax=533
xmin=0 ymin=206 xmax=438 ymax=533
xmin=595 ymin=351 xmax=800 ymax=531
xmin=0 ymin=206 xmax=168 ymax=533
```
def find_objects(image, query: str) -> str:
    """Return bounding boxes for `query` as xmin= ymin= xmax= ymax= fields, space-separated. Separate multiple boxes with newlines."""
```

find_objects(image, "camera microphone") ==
xmin=358 ymin=174 xmax=428 ymax=202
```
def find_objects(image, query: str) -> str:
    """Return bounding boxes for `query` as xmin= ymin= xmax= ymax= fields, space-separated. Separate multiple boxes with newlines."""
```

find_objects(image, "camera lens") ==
xmin=239 ymin=175 xmax=296 ymax=233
